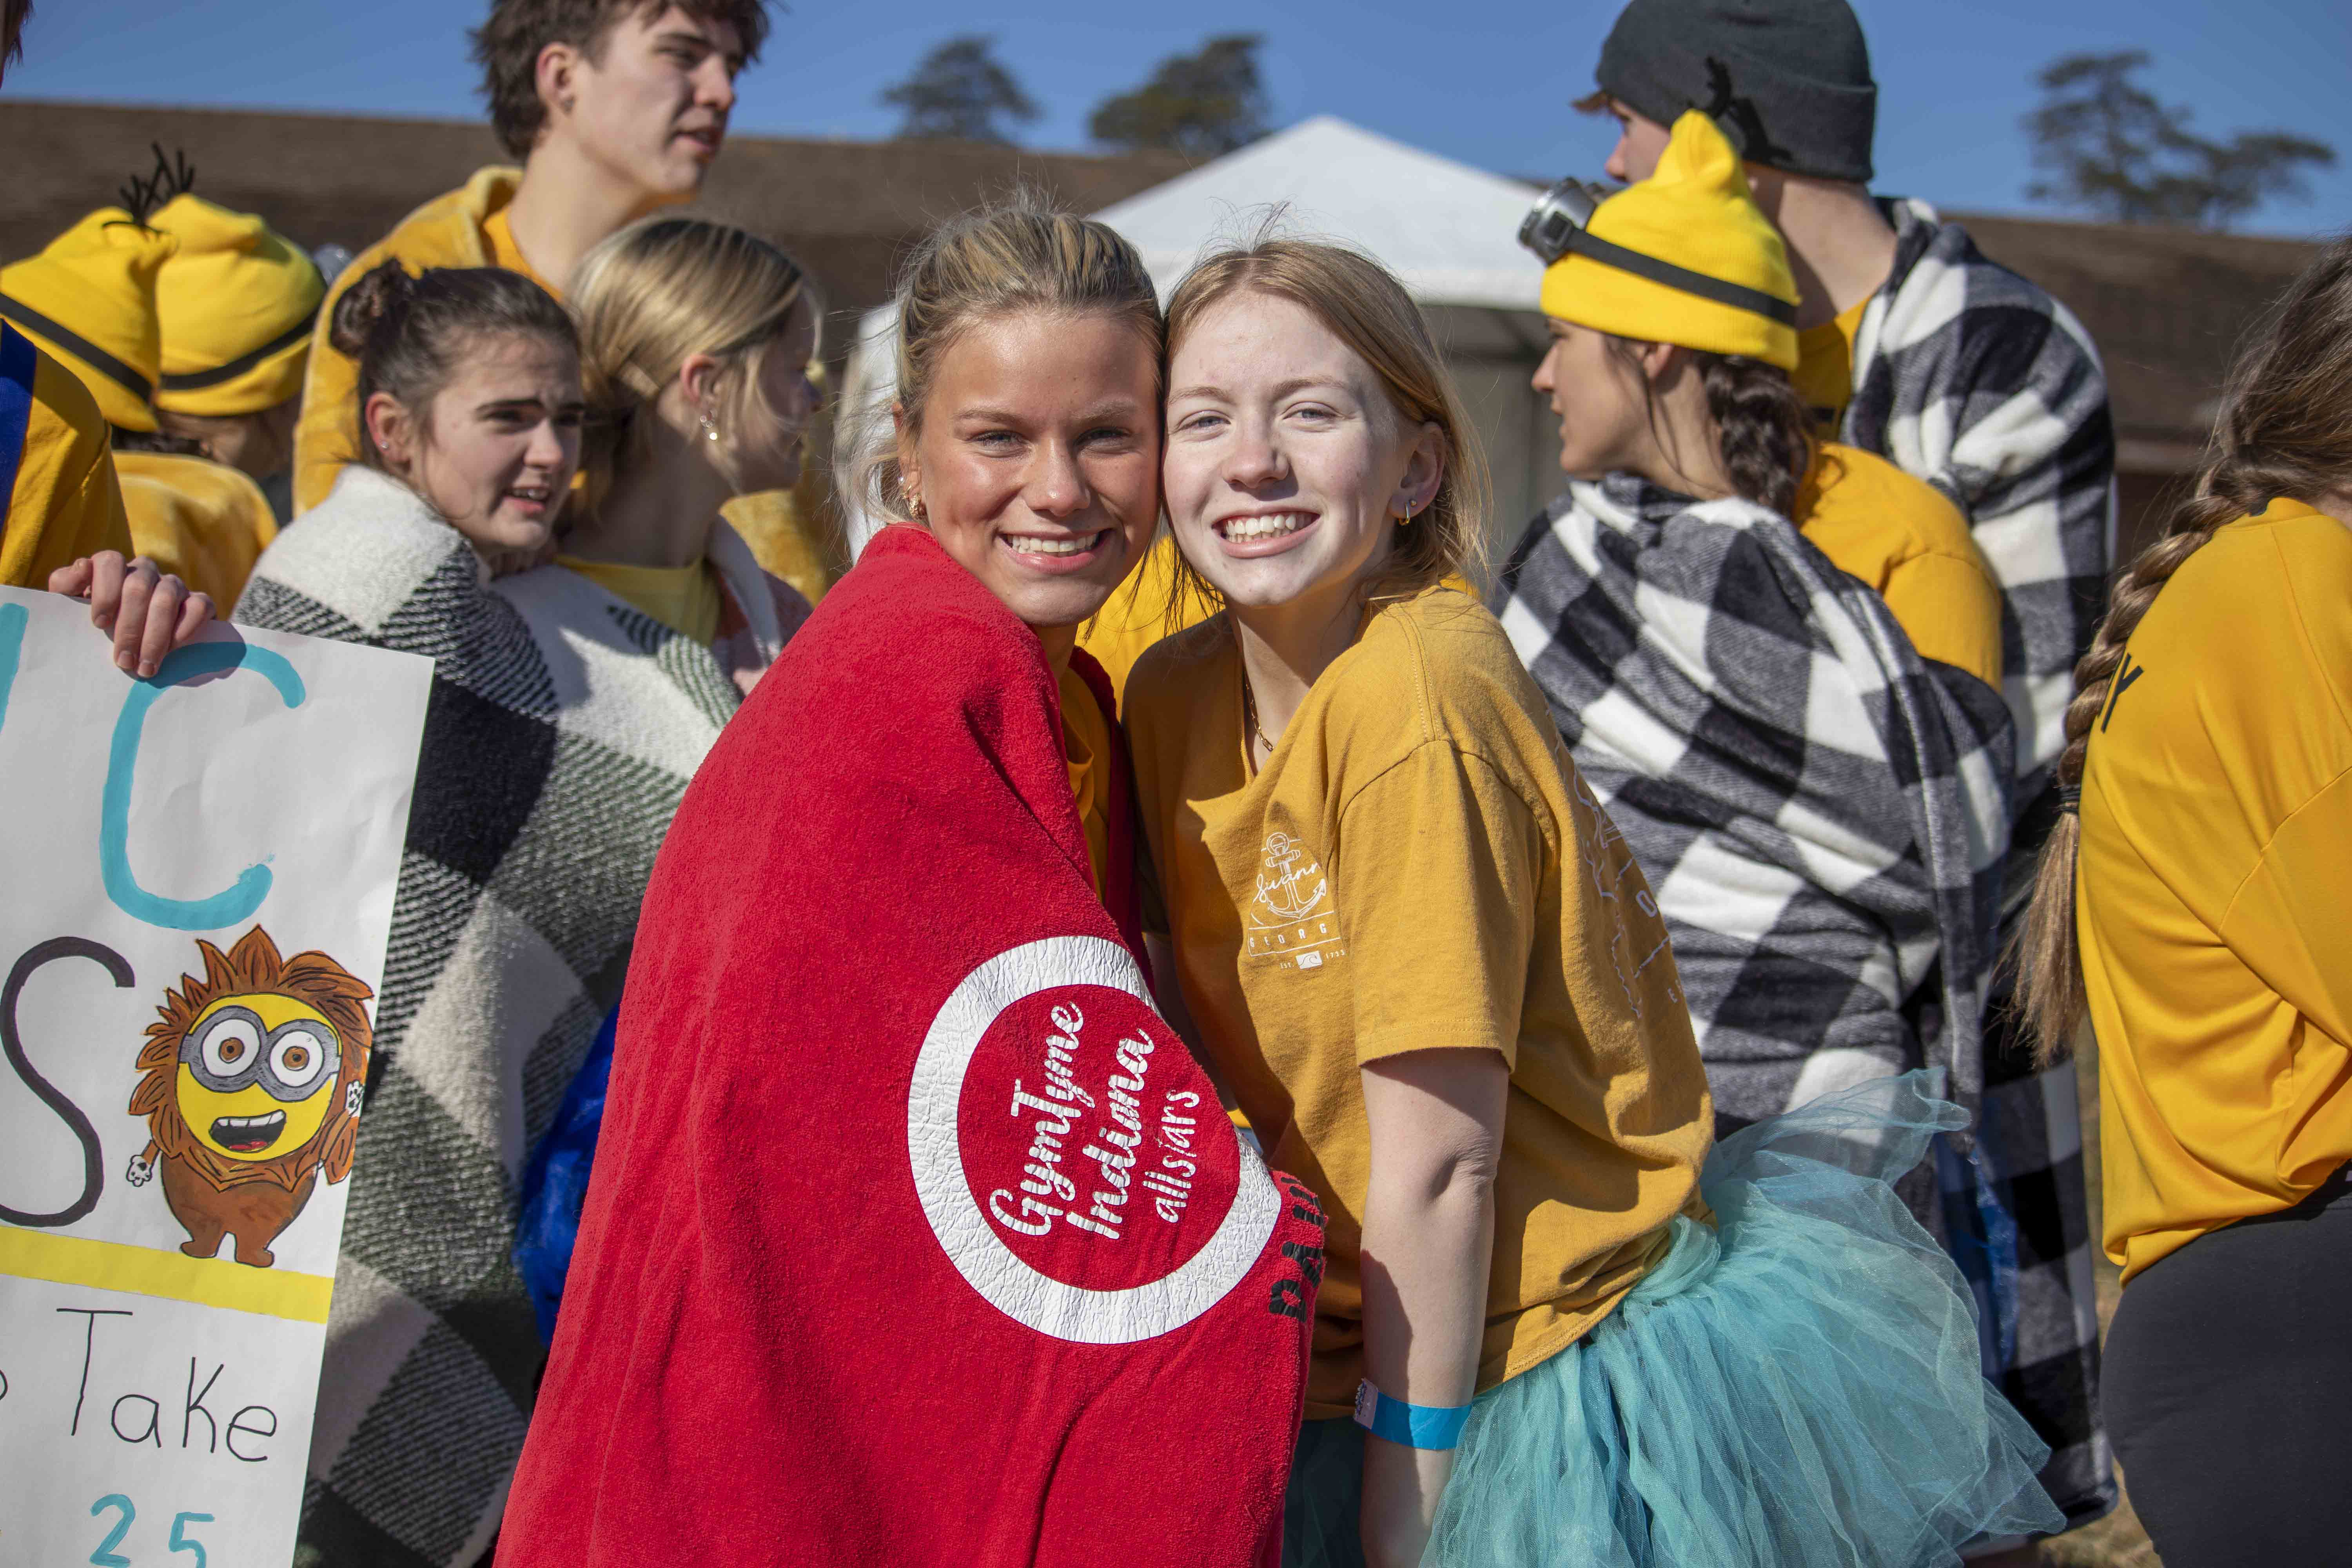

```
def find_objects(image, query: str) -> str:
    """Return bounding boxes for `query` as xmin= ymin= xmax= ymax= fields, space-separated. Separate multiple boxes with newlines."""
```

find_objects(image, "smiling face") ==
xmin=563 ymin=4 xmax=742 ymax=201
xmin=174 ymin=993 xmax=343 ymax=1163
xmin=369 ymin=330 xmax=584 ymax=555
xmin=898 ymin=309 xmax=1161 ymax=638
xmin=1163 ymin=289 xmax=1440 ymax=623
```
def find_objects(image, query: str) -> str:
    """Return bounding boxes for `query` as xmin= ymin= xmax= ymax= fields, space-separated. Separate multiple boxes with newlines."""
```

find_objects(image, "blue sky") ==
xmin=9 ymin=0 xmax=2350 ymax=234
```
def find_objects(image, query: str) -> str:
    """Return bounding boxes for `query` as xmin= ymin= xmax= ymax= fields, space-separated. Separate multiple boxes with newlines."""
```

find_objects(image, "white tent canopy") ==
xmin=1094 ymin=115 xmax=1543 ymax=313
xmin=837 ymin=116 xmax=1563 ymax=557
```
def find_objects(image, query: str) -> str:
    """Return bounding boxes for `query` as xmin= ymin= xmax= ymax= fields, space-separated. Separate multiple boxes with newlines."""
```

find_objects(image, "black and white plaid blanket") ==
xmin=1846 ymin=199 xmax=2114 ymax=808
xmin=1842 ymin=201 xmax=2118 ymax=1530
xmin=1495 ymin=474 xmax=2014 ymax=1134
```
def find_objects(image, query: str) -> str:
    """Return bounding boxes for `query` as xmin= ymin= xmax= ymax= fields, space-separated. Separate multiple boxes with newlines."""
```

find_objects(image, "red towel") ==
xmin=501 ymin=527 xmax=1325 ymax=1567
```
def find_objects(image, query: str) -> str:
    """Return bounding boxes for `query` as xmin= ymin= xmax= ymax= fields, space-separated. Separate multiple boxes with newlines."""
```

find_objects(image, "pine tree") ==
xmin=1089 ymin=35 xmax=1269 ymax=158
xmin=882 ymin=36 xmax=1040 ymax=145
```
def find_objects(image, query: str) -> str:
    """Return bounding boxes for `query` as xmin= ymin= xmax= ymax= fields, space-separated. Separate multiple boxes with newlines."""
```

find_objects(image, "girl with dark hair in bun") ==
xmin=1495 ymin=114 xmax=2019 ymax=1224
xmin=235 ymin=256 xmax=802 ymax=1567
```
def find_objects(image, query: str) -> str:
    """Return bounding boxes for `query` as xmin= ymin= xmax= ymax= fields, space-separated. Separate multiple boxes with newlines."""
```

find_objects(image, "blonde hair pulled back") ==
xmin=842 ymin=192 xmax=1163 ymax=527
xmin=2016 ymin=232 xmax=2352 ymax=1062
xmin=1163 ymin=234 xmax=1491 ymax=603
xmin=569 ymin=213 xmax=817 ymax=511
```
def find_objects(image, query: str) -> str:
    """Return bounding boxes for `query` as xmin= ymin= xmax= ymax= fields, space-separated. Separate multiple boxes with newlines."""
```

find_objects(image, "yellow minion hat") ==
xmin=150 ymin=193 xmax=324 ymax=418
xmin=1538 ymin=111 xmax=1800 ymax=371
xmin=0 ymin=209 xmax=177 ymax=431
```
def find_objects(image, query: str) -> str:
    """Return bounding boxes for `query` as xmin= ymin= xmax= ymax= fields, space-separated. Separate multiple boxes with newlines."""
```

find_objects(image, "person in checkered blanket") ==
xmin=1510 ymin=4 xmax=2119 ymax=1542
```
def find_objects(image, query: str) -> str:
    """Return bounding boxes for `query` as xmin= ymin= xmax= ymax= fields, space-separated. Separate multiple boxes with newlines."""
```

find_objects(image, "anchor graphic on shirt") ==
xmin=1253 ymin=832 xmax=1328 ymax=925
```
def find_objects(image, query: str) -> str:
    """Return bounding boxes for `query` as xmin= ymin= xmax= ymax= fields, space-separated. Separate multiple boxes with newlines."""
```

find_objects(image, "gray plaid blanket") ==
xmin=1842 ymin=201 xmax=2118 ymax=1530
xmin=1494 ymin=474 xmax=2014 ymax=1135
xmin=236 ymin=466 xmax=798 ymax=1568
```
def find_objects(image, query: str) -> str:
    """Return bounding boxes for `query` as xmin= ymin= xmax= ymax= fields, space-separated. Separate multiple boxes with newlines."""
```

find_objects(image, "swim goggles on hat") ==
xmin=1516 ymin=174 xmax=1797 ymax=326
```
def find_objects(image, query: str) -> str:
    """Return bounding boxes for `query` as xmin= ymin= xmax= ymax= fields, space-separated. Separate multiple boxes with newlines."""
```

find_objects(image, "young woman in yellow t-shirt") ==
xmin=2018 ymin=237 xmax=2352 ymax=1568
xmin=1125 ymin=234 xmax=2057 ymax=1568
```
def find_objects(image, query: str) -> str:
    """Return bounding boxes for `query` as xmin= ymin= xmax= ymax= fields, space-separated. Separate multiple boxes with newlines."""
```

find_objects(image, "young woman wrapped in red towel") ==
xmin=497 ymin=201 xmax=1326 ymax=1568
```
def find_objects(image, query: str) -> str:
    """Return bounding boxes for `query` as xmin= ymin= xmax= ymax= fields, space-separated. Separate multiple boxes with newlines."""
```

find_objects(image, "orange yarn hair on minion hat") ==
xmin=0 ymin=208 xmax=176 ymax=431
xmin=1538 ymin=111 xmax=1800 ymax=371
xmin=150 ymin=192 xmax=323 ymax=418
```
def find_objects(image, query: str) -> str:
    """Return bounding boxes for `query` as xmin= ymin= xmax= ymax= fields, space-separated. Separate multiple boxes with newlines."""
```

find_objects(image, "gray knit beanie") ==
xmin=1594 ymin=0 xmax=1877 ymax=182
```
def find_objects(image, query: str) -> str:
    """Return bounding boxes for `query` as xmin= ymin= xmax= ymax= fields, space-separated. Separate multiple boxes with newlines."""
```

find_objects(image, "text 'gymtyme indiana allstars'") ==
xmin=907 ymin=936 xmax=1281 ymax=1343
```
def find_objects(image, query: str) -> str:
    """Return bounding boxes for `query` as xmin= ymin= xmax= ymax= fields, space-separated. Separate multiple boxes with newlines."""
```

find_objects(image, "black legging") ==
xmin=2103 ymin=1165 xmax=2352 ymax=1567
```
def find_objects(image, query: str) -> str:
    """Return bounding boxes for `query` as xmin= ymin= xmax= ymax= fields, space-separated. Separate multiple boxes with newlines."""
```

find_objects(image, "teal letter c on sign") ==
xmin=102 ymin=640 xmax=306 ymax=931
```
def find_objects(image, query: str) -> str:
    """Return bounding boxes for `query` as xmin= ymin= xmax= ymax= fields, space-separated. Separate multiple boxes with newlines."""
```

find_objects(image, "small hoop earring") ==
xmin=1397 ymin=502 xmax=1415 ymax=526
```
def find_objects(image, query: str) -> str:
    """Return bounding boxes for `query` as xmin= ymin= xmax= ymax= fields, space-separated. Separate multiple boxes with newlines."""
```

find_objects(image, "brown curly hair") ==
xmin=2015 ymin=232 xmax=2352 ymax=1062
xmin=129 ymin=927 xmax=374 ymax=1192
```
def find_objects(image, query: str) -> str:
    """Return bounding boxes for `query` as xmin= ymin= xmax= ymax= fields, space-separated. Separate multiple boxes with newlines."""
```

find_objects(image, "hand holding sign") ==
xmin=0 ymin=586 xmax=428 ymax=1566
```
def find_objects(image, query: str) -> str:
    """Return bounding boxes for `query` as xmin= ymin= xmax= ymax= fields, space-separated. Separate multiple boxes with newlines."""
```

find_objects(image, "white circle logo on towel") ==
xmin=907 ymin=935 xmax=1278 ymax=1343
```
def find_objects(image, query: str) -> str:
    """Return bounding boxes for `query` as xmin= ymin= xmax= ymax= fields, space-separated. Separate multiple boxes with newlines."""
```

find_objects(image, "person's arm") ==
xmin=47 ymin=552 xmax=213 ymax=676
xmin=1357 ymin=1045 xmax=1508 ymax=1568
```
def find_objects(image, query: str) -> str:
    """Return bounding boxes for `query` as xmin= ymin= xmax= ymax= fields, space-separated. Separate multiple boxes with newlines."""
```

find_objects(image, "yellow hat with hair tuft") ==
xmin=150 ymin=193 xmax=323 ymax=418
xmin=1539 ymin=111 xmax=1800 ymax=372
xmin=0 ymin=209 xmax=177 ymax=431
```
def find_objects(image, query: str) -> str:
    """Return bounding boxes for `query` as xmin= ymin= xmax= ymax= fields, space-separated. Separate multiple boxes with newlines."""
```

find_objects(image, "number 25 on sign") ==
xmin=85 ymin=1494 xmax=212 ymax=1567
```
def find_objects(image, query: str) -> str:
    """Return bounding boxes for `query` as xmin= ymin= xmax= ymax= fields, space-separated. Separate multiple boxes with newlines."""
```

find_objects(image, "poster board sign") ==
xmin=0 ymin=588 xmax=430 ymax=1566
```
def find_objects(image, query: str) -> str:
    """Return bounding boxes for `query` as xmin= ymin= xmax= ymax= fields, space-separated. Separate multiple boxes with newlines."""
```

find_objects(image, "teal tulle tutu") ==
xmin=1285 ymin=1071 xmax=2063 ymax=1568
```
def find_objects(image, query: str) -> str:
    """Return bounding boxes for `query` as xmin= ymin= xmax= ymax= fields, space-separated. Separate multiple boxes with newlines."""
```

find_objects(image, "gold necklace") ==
xmin=1240 ymin=676 xmax=1276 ymax=757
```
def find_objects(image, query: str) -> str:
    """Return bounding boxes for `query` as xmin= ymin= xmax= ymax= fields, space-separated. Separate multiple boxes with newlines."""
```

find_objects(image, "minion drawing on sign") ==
xmin=1245 ymin=831 xmax=1345 ymax=969
xmin=124 ymin=927 xmax=372 ymax=1269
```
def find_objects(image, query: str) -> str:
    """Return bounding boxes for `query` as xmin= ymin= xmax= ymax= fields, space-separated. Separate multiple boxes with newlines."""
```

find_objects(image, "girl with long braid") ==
xmin=2017 ymin=234 xmax=2352 ymax=1567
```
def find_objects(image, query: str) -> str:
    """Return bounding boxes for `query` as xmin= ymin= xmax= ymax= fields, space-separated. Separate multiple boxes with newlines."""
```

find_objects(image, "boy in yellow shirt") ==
xmin=289 ymin=0 xmax=837 ymax=599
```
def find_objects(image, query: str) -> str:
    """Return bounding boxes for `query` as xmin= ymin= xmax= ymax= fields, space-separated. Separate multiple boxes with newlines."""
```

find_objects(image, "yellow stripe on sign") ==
xmin=0 ymin=1226 xmax=334 ymax=1323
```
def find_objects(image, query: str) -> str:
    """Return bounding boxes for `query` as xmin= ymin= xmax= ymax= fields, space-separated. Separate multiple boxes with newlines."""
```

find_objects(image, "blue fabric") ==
xmin=1286 ymin=1071 xmax=2063 ymax=1568
xmin=515 ymin=1005 xmax=618 ymax=1344
xmin=0 ymin=322 xmax=37 ymax=532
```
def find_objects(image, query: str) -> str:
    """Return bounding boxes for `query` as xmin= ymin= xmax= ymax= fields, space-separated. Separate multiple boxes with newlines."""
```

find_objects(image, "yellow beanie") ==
xmin=150 ymin=193 xmax=324 ymax=418
xmin=1539 ymin=111 xmax=1800 ymax=372
xmin=0 ymin=209 xmax=177 ymax=431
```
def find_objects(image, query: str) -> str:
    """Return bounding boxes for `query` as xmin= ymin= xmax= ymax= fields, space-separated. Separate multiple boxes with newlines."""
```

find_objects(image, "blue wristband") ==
xmin=1352 ymin=1379 xmax=1473 ymax=1450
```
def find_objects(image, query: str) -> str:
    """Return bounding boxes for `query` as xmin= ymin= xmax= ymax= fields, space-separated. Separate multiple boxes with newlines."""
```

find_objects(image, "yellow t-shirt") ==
xmin=114 ymin=450 xmax=278 ymax=611
xmin=1076 ymin=534 xmax=1195 ymax=709
xmin=1078 ymin=534 xmax=1480 ymax=714
xmin=1057 ymin=659 xmax=1112 ymax=900
xmin=1797 ymin=441 xmax=2005 ymax=689
xmin=556 ymin=553 xmax=723 ymax=645
xmin=1125 ymin=585 xmax=1713 ymax=1418
xmin=2 ymin=323 xmax=135 ymax=588
xmin=481 ymin=206 xmax=556 ymax=294
xmin=2078 ymin=497 xmax=2352 ymax=1284
xmin=1793 ymin=296 xmax=1869 ymax=436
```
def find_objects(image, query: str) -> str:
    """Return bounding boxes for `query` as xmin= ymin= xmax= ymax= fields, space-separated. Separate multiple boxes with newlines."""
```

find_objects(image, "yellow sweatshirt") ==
xmin=115 ymin=449 xmax=279 ymax=610
xmin=1 ymin=321 xmax=135 ymax=588
xmin=2078 ymin=498 xmax=2352 ymax=1283
xmin=291 ymin=167 xmax=838 ymax=603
